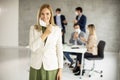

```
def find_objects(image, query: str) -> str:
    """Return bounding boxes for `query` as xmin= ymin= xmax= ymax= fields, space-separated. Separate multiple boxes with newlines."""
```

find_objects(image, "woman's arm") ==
xmin=29 ymin=26 xmax=44 ymax=52
xmin=56 ymin=28 xmax=63 ymax=68
xmin=56 ymin=28 xmax=63 ymax=80
xmin=80 ymin=36 xmax=87 ymax=44
xmin=87 ymin=35 xmax=96 ymax=50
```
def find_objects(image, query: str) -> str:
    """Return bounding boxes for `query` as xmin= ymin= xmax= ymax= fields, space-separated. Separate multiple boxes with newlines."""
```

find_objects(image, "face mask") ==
xmin=57 ymin=14 xmax=61 ymax=16
xmin=39 ymin=19 xmax=47 ymax=27
xmin=74 ymin=29 xmax=81 ymax=34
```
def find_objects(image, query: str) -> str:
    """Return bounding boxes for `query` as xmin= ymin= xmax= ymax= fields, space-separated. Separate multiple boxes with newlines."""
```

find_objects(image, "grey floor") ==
xmin=0 ymin=47 xmax=119 ymax=80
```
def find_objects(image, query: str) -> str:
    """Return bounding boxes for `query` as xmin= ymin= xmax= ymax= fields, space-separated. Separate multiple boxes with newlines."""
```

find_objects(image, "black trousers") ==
xmin=77 ymin=52 xmax=94 ymax=64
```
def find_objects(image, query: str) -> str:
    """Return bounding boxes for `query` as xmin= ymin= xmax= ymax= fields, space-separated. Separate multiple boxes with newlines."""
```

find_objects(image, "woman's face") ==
xmin=40 ymin=8 xmax=51 ymax=24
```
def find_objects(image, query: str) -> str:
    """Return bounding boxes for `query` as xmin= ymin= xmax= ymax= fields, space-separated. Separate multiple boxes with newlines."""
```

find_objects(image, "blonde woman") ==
xmin=73 ymin=24 xmax=97 ymax=75
xmin=29 ymin=4 xmax=63 ymax=80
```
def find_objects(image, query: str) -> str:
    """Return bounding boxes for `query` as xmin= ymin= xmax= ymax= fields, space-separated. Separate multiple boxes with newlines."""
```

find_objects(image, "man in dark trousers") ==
xmin=54 ymin=8 xmax=67 ymax=44
xmin=74 ymin=7 xmax=87 ymax=33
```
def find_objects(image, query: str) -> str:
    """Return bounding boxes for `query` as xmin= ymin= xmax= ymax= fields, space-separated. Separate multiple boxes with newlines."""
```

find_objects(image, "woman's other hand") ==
xmin=57 ymin=69 xmax=62 ymax=80
xmin=80 ymin=36 xmax=86 ymax=43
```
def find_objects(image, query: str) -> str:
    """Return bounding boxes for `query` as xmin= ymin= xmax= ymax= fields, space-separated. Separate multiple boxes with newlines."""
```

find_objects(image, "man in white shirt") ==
xmin=54 ymin=8 xmax=67 ymax=44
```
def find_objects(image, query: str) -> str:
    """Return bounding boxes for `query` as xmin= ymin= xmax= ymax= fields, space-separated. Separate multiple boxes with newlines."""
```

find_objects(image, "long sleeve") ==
xmin=62 ymin=15 xmax=67 ymax=25
xmin=56 ymin=28 xmax=63 ymax=68
xmin=77 ymin=32 xmax=85 ymax=45
xmin=77 ymin=15 xmax=87 ymax=32
xmin=29 ymin=26 xmax=44 ymax=52
xmin=78 ymin=16 xmax=86 ymax=28
xmin=86 ymin=35 xmax=97 ymax=55
xmin=69 ymin=33 xmax=75 ymax=44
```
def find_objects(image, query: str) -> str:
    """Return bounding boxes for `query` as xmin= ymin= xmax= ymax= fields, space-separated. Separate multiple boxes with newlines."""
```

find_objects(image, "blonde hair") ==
xmin=34 ymin=4 xmax=55 ymax=31
xmin=88 ymin=24 xmax=96 ymax=35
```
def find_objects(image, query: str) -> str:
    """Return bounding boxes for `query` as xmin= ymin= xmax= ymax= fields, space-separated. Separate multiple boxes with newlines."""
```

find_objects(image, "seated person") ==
xmin=64 ymin=24 xmax=85 ymax=68
xmin=73 ymin=24 xmax=98 ymax=75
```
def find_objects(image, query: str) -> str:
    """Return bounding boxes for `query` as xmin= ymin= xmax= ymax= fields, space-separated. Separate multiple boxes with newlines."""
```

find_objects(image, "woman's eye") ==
xmin=41 ymin=13 xmax=44 ymax=15
xmin=46 ymin=13 xmax=49 ymax=15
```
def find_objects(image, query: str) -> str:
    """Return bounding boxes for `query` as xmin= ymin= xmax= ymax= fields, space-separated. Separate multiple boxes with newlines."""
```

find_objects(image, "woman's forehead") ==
xmin=41 ymin=8 xmax=50 ymax=13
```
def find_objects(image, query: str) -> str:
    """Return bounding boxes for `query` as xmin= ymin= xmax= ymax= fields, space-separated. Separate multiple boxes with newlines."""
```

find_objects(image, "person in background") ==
xmin=29 ymin=4 xmax=63 ymax=80
xmin=64 ymin=24 xmax=85 ymax=68
xmin=73 ymin=24 xmax=97 ymax=76
xmin=54 ymin=8 xmax=67 ymax=44
xmin=74 ymin=7 xmax=87 ymax=33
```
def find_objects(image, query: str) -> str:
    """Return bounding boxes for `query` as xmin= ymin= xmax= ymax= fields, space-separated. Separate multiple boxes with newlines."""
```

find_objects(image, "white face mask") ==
xmin=39 ymin=19 xmax=47 ymax=27
xmin=57 ymin=14 xmax=61 ymax=16
xmin=74 ymin=29 xmax=81 ymax=34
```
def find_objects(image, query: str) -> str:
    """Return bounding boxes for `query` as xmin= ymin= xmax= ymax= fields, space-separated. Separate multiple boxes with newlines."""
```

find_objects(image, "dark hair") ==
xmin=73 ymin=23 xmax=79 ymax=27
xmin=75 ymin=7 xmax=83 ymax=12
xmin=73 ymin=23 xmax=79 ymax=28
xmin=56 ymin=8 xmax=61 ymax=12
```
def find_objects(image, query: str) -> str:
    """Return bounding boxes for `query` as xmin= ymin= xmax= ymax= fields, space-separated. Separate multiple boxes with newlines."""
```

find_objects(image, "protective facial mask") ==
xmin=39 ymin=19 xmax=47 ymax=27
xmin=57 ymin=14 xmax=61 ymax=16
xmin=74 ymin=29 xmax=81 ymax=34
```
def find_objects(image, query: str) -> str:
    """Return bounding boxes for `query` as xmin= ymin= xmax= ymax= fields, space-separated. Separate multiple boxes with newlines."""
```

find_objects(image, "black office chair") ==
xmin=82 ymin=40 xmax=106 ymax=77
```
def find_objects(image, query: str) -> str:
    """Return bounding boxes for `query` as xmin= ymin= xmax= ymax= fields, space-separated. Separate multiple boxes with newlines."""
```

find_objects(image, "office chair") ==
xmin=82 ymin=40 xmax=106 ymax=77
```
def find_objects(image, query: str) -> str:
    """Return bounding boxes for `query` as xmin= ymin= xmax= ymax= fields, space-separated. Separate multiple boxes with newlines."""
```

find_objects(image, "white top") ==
xmin=29 ymin=25 xmax=63 ymax=70
xmin=56 ymin=15 xmax=62 ymax=29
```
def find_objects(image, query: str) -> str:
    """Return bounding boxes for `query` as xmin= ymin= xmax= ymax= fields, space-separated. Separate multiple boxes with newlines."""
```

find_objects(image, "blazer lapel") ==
xmin=44 ymin=27 xmax=55 ymax=47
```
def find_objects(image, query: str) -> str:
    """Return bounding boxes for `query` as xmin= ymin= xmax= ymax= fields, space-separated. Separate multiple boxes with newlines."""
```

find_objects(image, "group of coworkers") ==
xmin=54 ymin=4 xmax=97 ymax=77
xmin=64 ymin=23 xmax=97 ymax=76
xmin=29 ymin=3 xmax=98 ymax=80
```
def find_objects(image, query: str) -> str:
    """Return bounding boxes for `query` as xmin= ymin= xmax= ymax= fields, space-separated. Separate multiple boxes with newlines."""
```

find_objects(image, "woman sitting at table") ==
xmin=73 ymin=24 xmax=97 ymax=75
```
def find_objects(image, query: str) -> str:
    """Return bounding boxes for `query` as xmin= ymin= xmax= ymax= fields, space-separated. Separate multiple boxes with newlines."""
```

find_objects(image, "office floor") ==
xmin=0 ymin=47 xmax=119 ymax=80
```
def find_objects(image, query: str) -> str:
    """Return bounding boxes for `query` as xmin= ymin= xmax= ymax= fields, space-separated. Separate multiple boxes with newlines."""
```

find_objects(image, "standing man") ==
xmin=74 ymin=7 xmax=87 ymax=33
xmin=54 ymin=8 xmax=67 ymax=44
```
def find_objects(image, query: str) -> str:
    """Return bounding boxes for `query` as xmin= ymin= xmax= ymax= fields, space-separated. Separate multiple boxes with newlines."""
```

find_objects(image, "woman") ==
xmin=73 ymin=24 xmax=97 ymax=75
xmin=29 ymin=4 xmax=63 ymax=80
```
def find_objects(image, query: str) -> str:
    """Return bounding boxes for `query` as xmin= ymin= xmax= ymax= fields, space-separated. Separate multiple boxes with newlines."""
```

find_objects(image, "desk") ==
xmin=63 ymin=44 xmax=87 ymax=79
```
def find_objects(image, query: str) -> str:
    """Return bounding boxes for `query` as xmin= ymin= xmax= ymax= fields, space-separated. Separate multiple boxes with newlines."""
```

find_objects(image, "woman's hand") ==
xmin=44 ymin=24 xmax=53 ymax=35
xmin=57 ymin=69 xmax=62 ymax=80
xmin=41 ymin=24 xmax=53 ymax=41
xmin=80 ymin=37 xmax=86 ymax=43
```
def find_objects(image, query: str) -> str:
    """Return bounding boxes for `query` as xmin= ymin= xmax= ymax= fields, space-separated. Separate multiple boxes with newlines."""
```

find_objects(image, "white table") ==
xmin=63 ymin=44 xmax=87 ymax=79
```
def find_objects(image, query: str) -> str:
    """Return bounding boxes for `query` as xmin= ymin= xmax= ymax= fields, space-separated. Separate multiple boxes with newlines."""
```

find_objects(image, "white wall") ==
xmin=0 ymin=0 xmax=18 ymax=47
